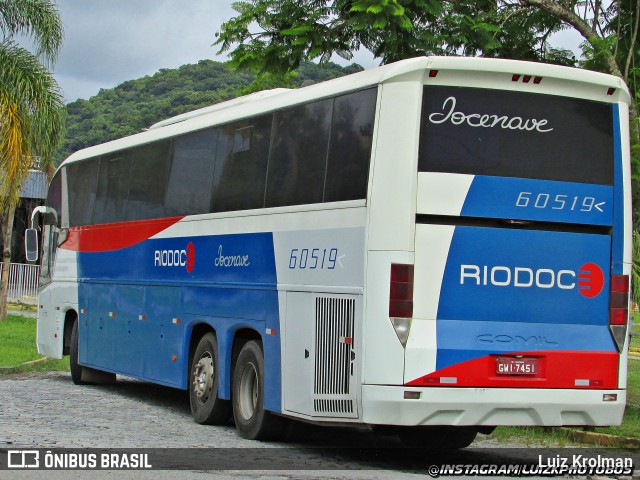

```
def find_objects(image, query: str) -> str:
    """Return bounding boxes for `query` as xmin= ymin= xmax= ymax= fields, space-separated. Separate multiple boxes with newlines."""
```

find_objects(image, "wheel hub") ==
xmin=238 ymin=362 xmax=258 ymax=420
xmin=193 ymin=353 xmax=214 ymax=404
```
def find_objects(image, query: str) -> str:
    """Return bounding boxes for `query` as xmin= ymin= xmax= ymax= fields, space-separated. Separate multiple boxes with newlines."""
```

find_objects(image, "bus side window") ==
xmin=165 ymin=129 xmax=217 ymax=216
xmin=265 ymin=99 xmax=332 ymax=207
xmin=127 ymin=141 xmax=171 ymax=221
xmin=212 ymin=115 xmax=272 ymax=213
xmin=93 ymin=153 xmax=131 ymax=224
xmin=67 ymin=160 xmax=99 ymax=226
xmin=324 ymin=88 xmax=377 ymax=202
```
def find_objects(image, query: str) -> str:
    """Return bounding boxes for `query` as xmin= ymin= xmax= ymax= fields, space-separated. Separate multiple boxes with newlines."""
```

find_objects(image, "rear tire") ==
xmin=232 ymin=340 xmax=286 ymax=440
xmin=189 ymin=333 xmax=231 ymax=424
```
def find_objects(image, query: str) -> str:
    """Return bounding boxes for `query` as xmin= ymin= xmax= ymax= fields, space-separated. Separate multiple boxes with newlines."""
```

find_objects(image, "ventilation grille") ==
xmin=314 ymin=296 xmax=355 ymax=415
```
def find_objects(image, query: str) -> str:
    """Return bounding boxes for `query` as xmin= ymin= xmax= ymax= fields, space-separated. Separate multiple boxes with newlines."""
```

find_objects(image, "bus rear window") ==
xmin=418 ymin=86 xmax=614 ymax=185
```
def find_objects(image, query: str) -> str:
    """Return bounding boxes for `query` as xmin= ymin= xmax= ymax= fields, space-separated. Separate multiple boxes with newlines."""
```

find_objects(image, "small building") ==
xmin=4 ymin=169 xmax=48 ymax=263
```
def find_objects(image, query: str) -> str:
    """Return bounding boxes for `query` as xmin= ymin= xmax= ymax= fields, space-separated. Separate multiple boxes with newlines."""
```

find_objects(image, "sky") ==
xmin=51 ymin=0 xmax=582 ymax=103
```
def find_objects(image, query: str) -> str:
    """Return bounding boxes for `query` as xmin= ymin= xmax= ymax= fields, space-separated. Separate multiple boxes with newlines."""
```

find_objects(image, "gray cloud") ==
xmin=52 ymin=1 xmax=581 ymax=103
xmin=54 ymin=0 xmax=236 ymax=101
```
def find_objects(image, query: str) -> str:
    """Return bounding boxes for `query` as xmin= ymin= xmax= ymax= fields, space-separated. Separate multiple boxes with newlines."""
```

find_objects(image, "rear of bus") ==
xmin=363 ymin=58 xmax=631 ymax=431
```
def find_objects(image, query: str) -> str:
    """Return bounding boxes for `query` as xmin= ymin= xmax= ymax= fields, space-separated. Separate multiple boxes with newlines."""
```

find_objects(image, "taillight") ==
xmin=389 ymin=264 xmax=414 ymax=348
xmin=609 ymin=274 xmax=629 ymax=352
xmin=389 ymin=264 xmax=414 ymax=318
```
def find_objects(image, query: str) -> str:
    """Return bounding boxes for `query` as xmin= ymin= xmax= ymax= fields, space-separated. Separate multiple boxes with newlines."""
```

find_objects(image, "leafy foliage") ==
xmin=215 ymin=0 xmax=575 ymax=76
xmin=57 ymin=60 xmax=362 ymax=165
xmin=0 ymin=0 xmax=65 ymax=205
xmin=1 ymin=0 xmax=65 ymax=321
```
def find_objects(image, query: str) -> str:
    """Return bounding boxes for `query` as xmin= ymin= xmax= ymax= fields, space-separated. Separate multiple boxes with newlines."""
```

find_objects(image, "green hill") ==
xmin=59 ymin=60 xmax=364 ymax=164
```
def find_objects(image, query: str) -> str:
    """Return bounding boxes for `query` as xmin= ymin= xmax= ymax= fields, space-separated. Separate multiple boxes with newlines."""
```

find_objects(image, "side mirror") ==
xmin=25 ymin=228 xmax=39 ymax=262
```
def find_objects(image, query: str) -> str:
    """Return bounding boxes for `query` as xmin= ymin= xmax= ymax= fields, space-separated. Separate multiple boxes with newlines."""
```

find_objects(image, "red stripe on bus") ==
xmin=405 ymin=350 xmax=619 ymax=389
xmin=61 ymin=217 xmax=184 ymax=253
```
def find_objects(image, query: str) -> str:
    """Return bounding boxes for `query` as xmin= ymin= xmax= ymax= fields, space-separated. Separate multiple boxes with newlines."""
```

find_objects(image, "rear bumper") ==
xmin=361 ymin=385 xmax=625 ymax=426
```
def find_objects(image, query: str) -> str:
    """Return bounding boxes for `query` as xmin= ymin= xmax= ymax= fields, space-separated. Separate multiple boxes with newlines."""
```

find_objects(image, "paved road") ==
xmin=0 ymin=371 xmax=470 ymax=478
xmin=1 ymin=372 xmax=636 ymax=479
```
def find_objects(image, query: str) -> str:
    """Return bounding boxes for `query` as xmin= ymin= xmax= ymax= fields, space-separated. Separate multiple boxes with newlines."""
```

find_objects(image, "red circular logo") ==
xmin=578 ymin=262 xmax=604 ymax=298
xmin=186 ymin=242 xmax=195 ymax=273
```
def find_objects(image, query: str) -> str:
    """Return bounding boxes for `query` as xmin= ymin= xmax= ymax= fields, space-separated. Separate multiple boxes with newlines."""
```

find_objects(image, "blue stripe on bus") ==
xmin=611 ymin=104 xmax=624 ymax=275
xmin=461 ymin=176 xmax=613 ymax=226
xmin=77 ymin=231 xmax=282 ymax=412
xmin=435 ymin=320 xmax=615 ymax=370
xmin=435 ymin=226 xmax=615 ymax=370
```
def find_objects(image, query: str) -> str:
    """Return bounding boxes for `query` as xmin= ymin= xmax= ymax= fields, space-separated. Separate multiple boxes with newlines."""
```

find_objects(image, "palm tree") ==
xmin=0 ymin=0 xmax=65 ymax=320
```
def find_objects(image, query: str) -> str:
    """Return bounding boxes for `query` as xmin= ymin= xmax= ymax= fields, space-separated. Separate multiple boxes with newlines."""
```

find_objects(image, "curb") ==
xmin=561 ymin=428 xmax=640 ymax=448
xmin=0 ymin=356 xmax=48 ymax=372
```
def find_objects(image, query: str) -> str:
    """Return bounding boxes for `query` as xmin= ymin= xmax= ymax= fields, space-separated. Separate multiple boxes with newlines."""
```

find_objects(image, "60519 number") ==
xmin=515 ymin=192 xmax=604 ymax=213
xmin=289 ymin=248 xmax=338 ymax=270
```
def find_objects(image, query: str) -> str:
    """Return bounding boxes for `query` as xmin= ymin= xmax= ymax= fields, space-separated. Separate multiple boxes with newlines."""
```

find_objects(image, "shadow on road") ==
xmin=45 ymin=372 xmax=639 ymax=473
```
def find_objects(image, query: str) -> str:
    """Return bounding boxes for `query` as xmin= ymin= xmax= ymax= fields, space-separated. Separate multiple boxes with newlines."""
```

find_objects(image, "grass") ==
xmin=494 ymin=311 xmax=640 ymax=445
xmin=491 ymin=426 xmax=573 ymax=447
xmin=0 ymin=314 xmax=69 ymax=374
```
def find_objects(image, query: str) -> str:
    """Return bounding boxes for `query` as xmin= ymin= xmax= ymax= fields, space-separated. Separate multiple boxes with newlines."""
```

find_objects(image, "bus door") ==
xmin=27 ymin=205 xmax=61 ymax=358
xmin=406 ymin=84 xmax=628 ymax=390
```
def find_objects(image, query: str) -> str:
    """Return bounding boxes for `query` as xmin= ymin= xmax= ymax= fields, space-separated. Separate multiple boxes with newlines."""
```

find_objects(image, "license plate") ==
xmin=496 ymin=357 xmax=539 ymax=375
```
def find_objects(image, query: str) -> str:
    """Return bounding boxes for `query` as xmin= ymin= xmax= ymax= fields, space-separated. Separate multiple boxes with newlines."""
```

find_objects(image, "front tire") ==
xmin=189 ymin=333 xmax=231 ymax=424
xmin=232 ymin=340 xmax=285 ymax=440
xmin=69 ymin=320 xmax=86 ymax=385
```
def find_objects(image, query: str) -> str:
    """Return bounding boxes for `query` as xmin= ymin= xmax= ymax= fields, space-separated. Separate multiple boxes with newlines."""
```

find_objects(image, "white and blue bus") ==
xmin=28 ymin=57 xmax=632 ymax=447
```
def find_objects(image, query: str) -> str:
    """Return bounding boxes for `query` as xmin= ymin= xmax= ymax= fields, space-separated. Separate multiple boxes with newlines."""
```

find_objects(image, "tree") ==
xmin=216 ymin=1 xmax=639 ymax=223
xmin=214 ymin=1 xmax=578 ymax=73
xmin=0 ymin=0 xmax=66 ymax=320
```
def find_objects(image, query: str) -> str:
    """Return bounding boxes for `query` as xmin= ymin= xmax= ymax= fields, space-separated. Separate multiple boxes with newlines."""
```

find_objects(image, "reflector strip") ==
xmin=108 ymin=312 xmax=116 ymax=318
xmin=440 ymin=377 xmax=458 ymax=384
xmin=172 ymin=318 xmax=180 ymax=325
xmin=80 ymin=309 xmax=86 ymax=314
xmin=339 ymin=336 xmax=353 ymax=345
xmin=266 ymin=328 xmax=277 ymax=335
xmin=574 ymin=379 xmax=589 ymax=386
xmin=138 ymin=315 xmax=146 ymax=321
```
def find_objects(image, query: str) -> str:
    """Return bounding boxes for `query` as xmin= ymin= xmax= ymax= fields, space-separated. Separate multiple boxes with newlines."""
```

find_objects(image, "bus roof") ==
xmin=61 ymin=56 xmax=630 ymax=167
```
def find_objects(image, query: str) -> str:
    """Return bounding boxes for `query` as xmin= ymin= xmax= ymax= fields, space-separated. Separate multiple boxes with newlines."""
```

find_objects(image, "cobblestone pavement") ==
xmin=2 ymin=372 xmax=636 ymax=480
xmin=0 ymin=371 xmax=456 ymax=478
xmin=0 ymin=372 xmax=251 ymax=448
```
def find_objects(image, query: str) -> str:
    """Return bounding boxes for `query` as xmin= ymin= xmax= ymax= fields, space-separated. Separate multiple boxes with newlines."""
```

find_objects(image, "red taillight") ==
xmin=609 ymin=274 xmax=629 ymax=326
xmin=390 ymin=264 xmax=414 ymax=318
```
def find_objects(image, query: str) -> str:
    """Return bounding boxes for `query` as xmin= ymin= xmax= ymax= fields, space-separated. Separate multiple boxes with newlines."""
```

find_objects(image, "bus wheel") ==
xmin=394 ymin=426 xmax=477 ymax=449
xmin=232 ymin=340 xmax=285 ymax=440
xmin=70 ymin=320 xmax=87 ymax=385
xmin=189 ymin=333 xmax=231 ymax=424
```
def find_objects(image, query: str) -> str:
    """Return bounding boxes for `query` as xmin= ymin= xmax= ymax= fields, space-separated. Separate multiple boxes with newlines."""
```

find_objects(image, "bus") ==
xmin=27 ymin=56 xmax=632 ymax=448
